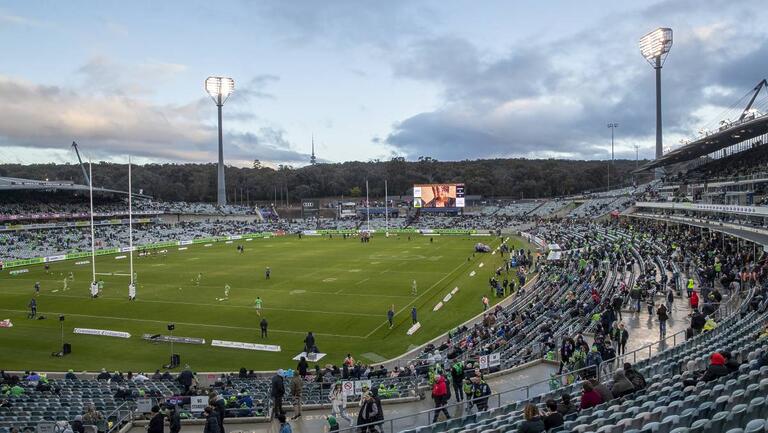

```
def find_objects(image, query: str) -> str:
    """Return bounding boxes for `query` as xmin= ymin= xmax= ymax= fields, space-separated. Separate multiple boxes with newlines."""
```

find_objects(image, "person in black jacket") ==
xmin=166 ymin=405 xmax=181 ymax=433
xmin=147 ymin=406 xmax=164 ymax=433
xmin=209 ymin=392 xmax=226 ymax=433
xmin=203 ymin=407 xmax=220 ymax=433
xmin=303 ymin=332 xmax=316 ymax=353
xmin=71 ymin=415 xmax=85 ymax=433
xmin=721 ymin=351 xmax=740 ymax=373
xmin=271 ymin=370 xmax=286 ymax=417
xmin=296 ymin=357 xmax=309 ymax=378
xmin=691 ymin=311 xmax=706 ymax=335
xmin=542 ymin=400 xmax=564 ymax=431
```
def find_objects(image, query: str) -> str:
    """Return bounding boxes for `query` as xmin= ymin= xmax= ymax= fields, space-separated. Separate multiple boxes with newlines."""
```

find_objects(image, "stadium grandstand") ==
xmin=5 ymin=6 xmax=768 ymax=433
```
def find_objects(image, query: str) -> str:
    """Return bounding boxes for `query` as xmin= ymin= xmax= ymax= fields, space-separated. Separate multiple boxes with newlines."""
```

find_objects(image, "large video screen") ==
xmin=413 ymin=183 xmax=465 ymax=208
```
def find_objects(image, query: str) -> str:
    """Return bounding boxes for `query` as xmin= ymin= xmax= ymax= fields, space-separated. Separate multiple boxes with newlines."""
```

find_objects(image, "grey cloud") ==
xmin=0 ymin=74 xmax=308 ymax=165
xmin=386 ymin=0 xmax=768 ymax=160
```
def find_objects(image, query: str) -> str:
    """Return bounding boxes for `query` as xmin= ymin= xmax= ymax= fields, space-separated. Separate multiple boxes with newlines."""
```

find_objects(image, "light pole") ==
xmin=607 ymin=122 xmax=618 ymax=190
xmin=205 ymin=76 xmax=235 ymax=207
xmin=639 ymin=28 xmax=673 ymax=180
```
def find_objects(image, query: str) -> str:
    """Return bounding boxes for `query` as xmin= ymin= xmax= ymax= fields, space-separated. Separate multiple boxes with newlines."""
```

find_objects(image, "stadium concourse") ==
xmin=5 ymin=170 xmax=768 ymax=433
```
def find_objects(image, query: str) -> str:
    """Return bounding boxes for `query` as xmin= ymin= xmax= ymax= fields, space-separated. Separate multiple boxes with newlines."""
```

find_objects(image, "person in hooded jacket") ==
xmin=147 ymin=406 xmax=164 ymax=433
xmin=589 ymin=378 xmax=613 ymax=403
xmin=579 ymin=382 xmax=603 ymax=410
xmin=609 ymin=369 xmax=635 ymax=398
xmin=357 ymin=391 xmax=379 ymax=432
xmin=622 ymin=363 xmax=646 ymax=391
xmin=430 ymin=375 xmax=451 ymax=423
xmin=700 ymin=353 xmax=730 ymax=382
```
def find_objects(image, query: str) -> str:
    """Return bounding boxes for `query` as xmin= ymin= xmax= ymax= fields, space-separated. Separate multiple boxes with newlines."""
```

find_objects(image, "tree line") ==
xmin=0 ymin=157 xmax=649 ymax=203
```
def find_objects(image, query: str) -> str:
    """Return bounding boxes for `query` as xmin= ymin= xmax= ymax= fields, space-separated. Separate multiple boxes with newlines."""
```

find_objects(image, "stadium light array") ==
xmin=204 ymin=76 xmax=235 ymax=207
xmin=639 ymin=28 xmax=673 ymax=64
xmin=639 ymin=27 xmax=672 ymax=179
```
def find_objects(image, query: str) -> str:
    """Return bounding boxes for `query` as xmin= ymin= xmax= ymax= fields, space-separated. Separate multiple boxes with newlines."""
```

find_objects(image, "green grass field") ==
xmin=0 ymin=234 xmax=527 ymax=372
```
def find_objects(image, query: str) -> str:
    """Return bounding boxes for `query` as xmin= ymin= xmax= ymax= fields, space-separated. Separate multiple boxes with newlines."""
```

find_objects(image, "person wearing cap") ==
xmin=65 ymin=369 xmax=77 ymax=380
xmin=271 ymin=369 xmax=286 ymax=418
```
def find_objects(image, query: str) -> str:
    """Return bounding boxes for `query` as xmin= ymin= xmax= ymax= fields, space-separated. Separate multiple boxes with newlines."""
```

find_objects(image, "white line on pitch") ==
xmin=355 ymin=278 xmax=370 ymax=285
xmin=0 ymin=308 xmax=366 ymax=339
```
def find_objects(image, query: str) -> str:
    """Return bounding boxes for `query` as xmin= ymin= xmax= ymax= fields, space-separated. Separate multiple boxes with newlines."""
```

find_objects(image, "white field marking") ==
xmin=16 ymin=293 xmax=375 ymax=317
xmin=51 ymin=290 xmax=59 ymax=293
xmin=348 ymin=269 xmax=362 ymax=273
xmin=479 ymin=263 xmax=484 ymax=268
xmin=370 ymin=262 xmax=380 ymax=265
xmin=355 ymin=278 xmax=370 ymax=286
xmin=364 ymin=257 xmax=475 ymax=338
xmin=335 ymin=289 xmax=343 ymax=295
xmin=0 ymin=308 xmax=366 ymax=339
xmin=150 ymin=264 xmax=166 ymax=267
xmin=470 ymin=271 xmax=476 ymax=277
xmin=289 ymin=289 xmax=307 ymax=295
xmin=322 ymin=277 xmax=338 ymax=282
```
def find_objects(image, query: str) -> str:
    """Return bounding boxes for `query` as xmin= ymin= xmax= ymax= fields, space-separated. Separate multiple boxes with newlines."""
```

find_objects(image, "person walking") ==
xmin=209 ymin=392 xmax=226 ymax=433
xmin=690 ymin=291 xmax=700 ymax=311
xmin=290 ymin=373 xmax=302 ymax=419
xmin=260 ymin=318 xmax=268 ymax=339
xmin=657 ymin=303 xmax=669 ymax=339
xmin=166 ymin=405 xmax=180 ymax=433
xmin=666 ymin=287 xmax=674 ymax=311
xmin=147 ymin=406 xmax=164 ymax=433
xmin=411 ymin=307 xmax=418 ymax=325
xmin=357 ymin=391 xmax=379 ymax=432
xmin=203 ymin=407 xmax=220 ymax=433
xmin=616 ymin=323 xmax=629 ymax=356
xmin=450 ymin=361 xmax=464 ymax=402
xmin=387 ymin=305 xmax=395 ymax=329
xmin=27 ymin=298 xmax=37 ymax=319
xmin=329 ymin=383 xmax=353 ymax=426
xmin=482 ymin=296 xmax=489 ymax=311
xmin=431 ymin=375 xmax=451 ymax=423
xmin=271 ymin=370 xmax=285 ymax=418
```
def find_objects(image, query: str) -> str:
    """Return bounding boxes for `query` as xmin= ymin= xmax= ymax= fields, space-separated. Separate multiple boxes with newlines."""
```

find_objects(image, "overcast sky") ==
xmin=0 ymin=0 xmax=766 ymax=167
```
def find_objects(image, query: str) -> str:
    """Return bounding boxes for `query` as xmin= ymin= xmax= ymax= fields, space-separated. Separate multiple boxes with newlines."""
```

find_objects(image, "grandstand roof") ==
xmin=636 ymin=113 xmax=768 ymax=172
xmin=0 ymin=176 xmax=150 ymax=198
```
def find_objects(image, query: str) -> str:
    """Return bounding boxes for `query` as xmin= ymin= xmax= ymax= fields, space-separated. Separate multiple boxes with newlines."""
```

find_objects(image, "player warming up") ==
xmin=255 ymin=297 xmax=263 ymax=316
xmin=265 ymin=267 xmax=271 ymax=280
xmin=90 ymin=280 xmax=99 ymax=298
xmin=128 ymin=283 xmax=136 ymax=301
xmin=411 ymin=279 xmax=418 ymax=296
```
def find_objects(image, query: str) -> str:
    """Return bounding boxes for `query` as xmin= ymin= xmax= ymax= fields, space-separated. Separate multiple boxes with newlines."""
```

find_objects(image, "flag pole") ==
xmin=385 ymin=179 xmax=388 ymax=237
xmin=89 ymin=160 xmax=96 ymax=285
xmin=128 ymin=156 xmax=134 ymax=292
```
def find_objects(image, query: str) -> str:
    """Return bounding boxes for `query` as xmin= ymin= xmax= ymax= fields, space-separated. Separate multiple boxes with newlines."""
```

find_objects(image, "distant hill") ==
xmin=0 ymin=157 xmax=649 ymax=202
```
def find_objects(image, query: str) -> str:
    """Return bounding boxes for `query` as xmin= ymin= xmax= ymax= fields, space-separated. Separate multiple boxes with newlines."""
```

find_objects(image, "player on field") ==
xmin=68 ymin=272 xmax=74 ymax=281
xmin=411 ymin=280 xmax=418 ymax=296
xmin=62 ymin=277 xmax=69 ymax=291
xmin=255 ymin=296 xmax=263 ymax=316
xmin=34 ymin=281 xmax=40 ymax=296
xmin=265 ymin=267 xmax=271 ymax=280
xmin=28 ymin=298 xmax=37 ymax=319
xmin=98 ymin=279 xmax=105 ymax=291
xmin=387 ymin=304 xmax=395 ymax=328
xmin=224 ymin=284 xmax=231 ymax=299
xmin=128 ymin=283 xmax=136 ymax=301
xmin=90 ymin=281 xmax=99 ymax=298
xmin=195 ymin=273 xmax=202 ymax=286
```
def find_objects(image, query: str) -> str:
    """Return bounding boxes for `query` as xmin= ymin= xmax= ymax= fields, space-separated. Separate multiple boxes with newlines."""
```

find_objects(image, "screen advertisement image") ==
xmin=413 ymin=183 xmax=465 ymax=208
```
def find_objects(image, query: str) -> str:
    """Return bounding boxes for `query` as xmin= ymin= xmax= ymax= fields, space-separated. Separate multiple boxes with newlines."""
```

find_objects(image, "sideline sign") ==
xmin=211 ymin=339 xmax=281 ymax=352
xmin=74 ymin=328 xmax=131 ymax=338
xmin=190 ymin=396 xmax=208 ymax=413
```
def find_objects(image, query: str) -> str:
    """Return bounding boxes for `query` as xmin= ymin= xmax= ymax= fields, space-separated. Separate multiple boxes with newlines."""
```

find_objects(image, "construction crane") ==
xmin=71 ymin=141 xmax=91 ymax=187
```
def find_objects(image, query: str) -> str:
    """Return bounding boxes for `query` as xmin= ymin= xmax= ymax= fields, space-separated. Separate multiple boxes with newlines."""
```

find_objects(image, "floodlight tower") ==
xmin=639 ymin=27 xmax=673 ymax=179
xmin=205 ymin=76 xmax=235 ymax=207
